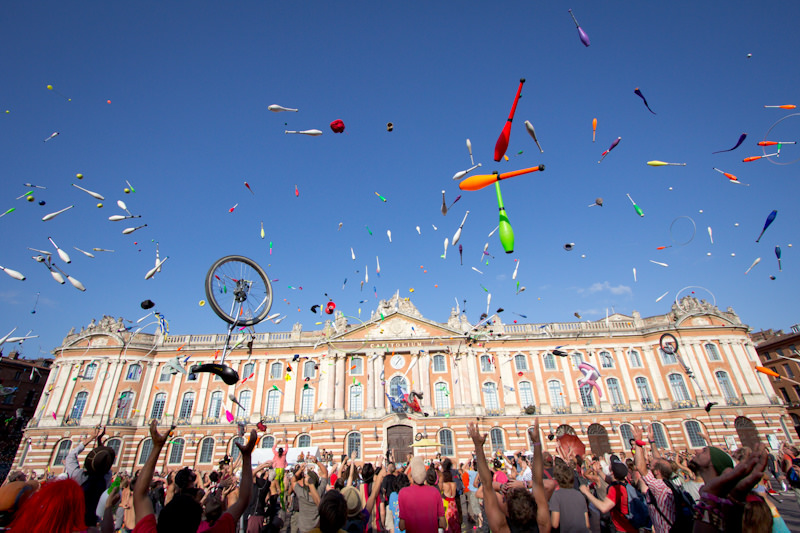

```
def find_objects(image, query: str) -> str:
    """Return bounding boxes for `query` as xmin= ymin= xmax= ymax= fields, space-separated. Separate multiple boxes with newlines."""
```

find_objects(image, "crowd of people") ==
xmin=0 ymin=420 xmax=798 ymax=532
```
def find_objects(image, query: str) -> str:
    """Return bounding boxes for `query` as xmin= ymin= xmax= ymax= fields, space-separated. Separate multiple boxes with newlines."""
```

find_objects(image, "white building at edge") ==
xmin=15 ymin=295 xmax=793 ymax=472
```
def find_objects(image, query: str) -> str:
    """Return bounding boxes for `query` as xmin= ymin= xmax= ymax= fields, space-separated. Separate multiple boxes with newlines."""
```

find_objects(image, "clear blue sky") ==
xmin=1 ymin=1 xmax=798 ymax=355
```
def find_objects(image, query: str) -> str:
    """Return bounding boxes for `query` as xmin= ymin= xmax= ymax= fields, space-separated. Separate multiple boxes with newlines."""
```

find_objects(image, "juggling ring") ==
xmin=669 ymin=216 xmax=696 ymax=247
xmin=317 ymin=315 xmax=367 ymax=353
xmin=659 ymin=333 xmax=679 ymax=356
xmin=763 ymin=113 xmax=800 ymax=165
xmin=674 ymin=286 xmax=716 ymax=314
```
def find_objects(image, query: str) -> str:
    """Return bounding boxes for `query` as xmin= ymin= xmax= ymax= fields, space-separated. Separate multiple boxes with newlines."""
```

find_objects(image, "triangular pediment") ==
xmin=329 ymin=311 xmax=463 ymax=343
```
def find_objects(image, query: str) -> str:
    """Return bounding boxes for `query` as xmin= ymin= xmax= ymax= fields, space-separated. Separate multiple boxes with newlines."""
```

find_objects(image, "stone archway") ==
xmin=734 ymin=416 xmax=760 ymax=449
xmin=387 ymin=425 xmax=413 ymax=462
xmin=587 ymin=423 xmax=611 ymax=456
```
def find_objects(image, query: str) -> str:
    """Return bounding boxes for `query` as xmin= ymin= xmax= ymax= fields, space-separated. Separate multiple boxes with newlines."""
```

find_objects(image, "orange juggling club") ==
xmin=756 ymin=366 xmax=780 ymax=378
xmin=459 ymin=165 xmax=545 ymax=191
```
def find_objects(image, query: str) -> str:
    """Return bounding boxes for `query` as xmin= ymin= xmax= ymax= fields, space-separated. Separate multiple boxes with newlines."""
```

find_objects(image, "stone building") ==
xmin=753 ymin=328 xmax=800 ymax=438
xmin=0 ymin=355 xmax=51 ymax=479
xmin=15 ymin=296 xmax=792 ymax=473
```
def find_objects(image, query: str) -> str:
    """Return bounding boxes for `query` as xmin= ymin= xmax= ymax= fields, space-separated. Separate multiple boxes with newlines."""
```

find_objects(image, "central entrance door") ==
xmin=387 ymin=425 xmax=413 ymax=463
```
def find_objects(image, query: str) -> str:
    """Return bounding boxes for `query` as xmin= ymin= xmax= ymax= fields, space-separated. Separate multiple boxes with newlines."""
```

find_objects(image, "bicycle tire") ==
xmin=205 ymin=255 xmax=272 ymax=326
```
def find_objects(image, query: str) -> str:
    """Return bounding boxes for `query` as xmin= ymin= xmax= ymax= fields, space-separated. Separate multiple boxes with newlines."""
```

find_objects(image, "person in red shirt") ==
xmin=398 ymin=456 xmax=445 ymax=532
xmin=132 ymin=420 xmax=257 ymax=533
xmin=579 ymin=461 xmax=637 ymax=533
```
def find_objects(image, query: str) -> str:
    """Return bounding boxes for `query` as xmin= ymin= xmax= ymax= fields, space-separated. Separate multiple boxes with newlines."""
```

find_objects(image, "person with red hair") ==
xmin=8 ymin=479 xmax=86 ymax=533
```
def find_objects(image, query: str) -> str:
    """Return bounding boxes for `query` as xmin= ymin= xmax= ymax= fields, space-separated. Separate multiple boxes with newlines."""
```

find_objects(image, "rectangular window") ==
xmin=780 ymin=388 xmax=791 ymax=403
xmin=784 ymin=364 xmax=795 ymax=379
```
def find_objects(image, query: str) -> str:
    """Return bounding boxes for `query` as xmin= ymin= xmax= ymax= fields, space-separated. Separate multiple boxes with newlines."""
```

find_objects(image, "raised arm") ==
xmin=632 ymin=425 xmax=648 ymax=478
xmin=133 ymin=421 xmax=173 ymax=523
xmin=365 ymin=468 xmax=387 ymax=515
xmin=468 ymin=422 xmax=510 ymax=533
xmin=528 ymin=421 xmax=551 ymax=533
xmin=225 ymin=430 xmax=257 ymax=522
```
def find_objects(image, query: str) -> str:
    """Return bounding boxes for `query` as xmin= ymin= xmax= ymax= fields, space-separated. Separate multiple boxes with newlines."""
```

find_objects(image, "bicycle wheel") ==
xmin=205 ymin=255 xmax=272 ymax=326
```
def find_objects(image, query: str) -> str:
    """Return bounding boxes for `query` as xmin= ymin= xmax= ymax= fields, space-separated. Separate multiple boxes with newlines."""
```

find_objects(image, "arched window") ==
xmin=715 ymin=371 xmax=737 ymax=401
xmin=556 ymin=425 xmax=577 ymax=437
xmin=304 ymin=361 xmax=316 ymax=379
xmin=349 ymin=384 xmax=363 ymax=413
xmin=199 ymin=437 xmax=215 ymax=463
xmin=70 ymin=391 xmax=88 ymax=420
xmin=669 ymin=374 xmax=691 ymax=402
xmin=106 ymin=438 xmax=122 ymax=465
xmin=571 ymin=353 xmax=583 ymax=368
xmin=266 ymin=389 xmax=281 ymax=416
xmin=734 ymin=417 xmax=761 ymax=449
xmin=83 ymin=363 xmax=97 ymax=380
xmin=490 ymin=428 xmax=505 ymax=453
xmin=159 ymin=365 xmax=172 ymax=382
xmin=514 ymin=354 xmax=528 ymax=372
xmin=599 ymin=351 xmax=614 ymax=369
xmin=651 ymin=422 xmax=669 ymax=449
xmin=150 ymin=392 xmax=167 ymax=420
xmin=230 ymin=437 xmax=245 ymax=461
xmin=53 ymin=440 xmax=72 ymax=466
xmin=270 ymin=362 xmax=282 ymax=380
xmin=390 ymin=376 xmax=408 ymax=398
xmin=178 ymin=392 xmax=195 ymax=419
xmin=607 ymin=378 xmax=624 ymax=405
xmin=434 ymin=382 xmax=449 ymax=411
xmin=619 ymin=424 xmax=635 ymax=447
xmin=548 ymin=380 xmax=564 ymax=408
xmin=518 ymin=382 xmax=534 ymax=408
xmin=439 ymin=429 xmax=454 ymax=456
xmin=705 ymin=343 xmax=722 ymax=362
xmin=138 ymin=438 xmax=153 ymax=465
xmin=579 ymin=382 xmax=595 ymax=408
xmin=168 ymin=438 xmax=185 ymax=464
xmin=660 ymin=347 xmax=678 ymax=365
xmin=350 ymin=357 xmax=364 ymax=375
xmin=543 ymin=353 xmax=556 ymax=370
xmin=237 ymin=390 xmax=252 ymax=418
xmin=483 ymin=383 xmax=499 ymax=410
xmin=635 ymin=377 xmax=653 ymax=405
xmin=207 ymin=391 xmax=223 ymax=419
xmin=347 ymin=432 xmax=361 ymax=459
xmin=261 ymin=436 xmax=275 ymax=448
xmin=628 ymin=350 xmax=642 ymax=368
xmin=432 ymin=355 xmax=446 ymax=373
xmin=242 ymin=363 xmax=254 ymax=378
xmin=300 ymin=388 xmax=314 ymax=416
xmin=480 ymin=355 xmax=493 ymax=372
xmin=125 ymin=363 xmax=142 ymax=382
xmin=115 ymin=391 xmax=134 ymax=419
xmin=685 ymin=420 xmax=707 ymax=448
xmin=298 ymin=435 xmax=311 ymax=447
xmin=587 ymin=424 xmax=612 ymax=455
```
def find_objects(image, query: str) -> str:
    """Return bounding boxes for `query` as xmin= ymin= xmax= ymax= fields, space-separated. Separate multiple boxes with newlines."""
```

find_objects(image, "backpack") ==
xmin=611 ymin=481 xmax=650 ymax=530
xmin=787 ymin=458 xmax=800 ymax=488
xmin=647 ymin=479 xmax=694 ymax=533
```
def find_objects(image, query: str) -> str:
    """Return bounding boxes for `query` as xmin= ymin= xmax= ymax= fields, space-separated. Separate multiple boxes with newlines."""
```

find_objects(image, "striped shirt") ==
xmin=642 ymin=471 xmax=675 ymax=533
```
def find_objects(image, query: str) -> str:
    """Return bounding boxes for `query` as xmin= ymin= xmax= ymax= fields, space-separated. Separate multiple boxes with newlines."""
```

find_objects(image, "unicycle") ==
xmin=191 ymin=255 xmax=273 ymax=384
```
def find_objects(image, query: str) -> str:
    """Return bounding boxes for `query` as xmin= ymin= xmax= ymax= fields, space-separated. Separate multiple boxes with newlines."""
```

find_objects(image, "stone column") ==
xmin=375 ymin=354 xmax=385 ymax=415
xmin=614 ymin=347 xmax=637 ymax=402
xmin=334 ymin=355 xmax=346 ymax=416
xmin=366 ymin=355 xmax=375 ymax=411
xmin=252 ymin=360 xmax=266 ymax=415
xmin=195 ymin=371 xmax=211 ymax=423
xmin=642 ymin=346 xmax=668 ymax=400
xmin=419 ymin=351 xmax=431 ymax=409
xmin=54 ymin=363 xmax=78 ymax=420
xmin=499 ymin=351 xmax=518 ymax=411
xmin=136 ymin=362 xmax=157 ymax=424
xmin=93 ymin=361 xmax=118 ymax=418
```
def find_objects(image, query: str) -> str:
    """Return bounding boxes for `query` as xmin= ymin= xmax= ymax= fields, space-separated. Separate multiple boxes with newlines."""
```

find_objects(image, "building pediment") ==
xmin=329 ymin=311 xmax=462 ymax=343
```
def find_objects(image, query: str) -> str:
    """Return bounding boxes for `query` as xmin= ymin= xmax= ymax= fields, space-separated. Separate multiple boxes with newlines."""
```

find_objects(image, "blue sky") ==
xmin=1 ymin=1 xmax=799 ymax=355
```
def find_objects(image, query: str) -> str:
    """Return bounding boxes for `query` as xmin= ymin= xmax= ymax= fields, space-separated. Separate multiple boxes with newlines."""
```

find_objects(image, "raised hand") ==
xmin=467 ymin=422 xmax=487 ymax=448
xmin=149 ymin=420 xmax=174 ymax=447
